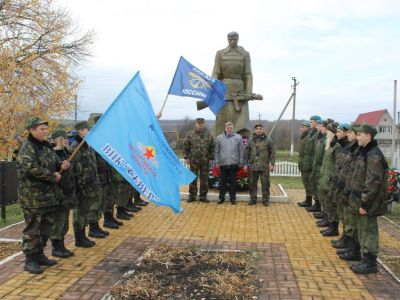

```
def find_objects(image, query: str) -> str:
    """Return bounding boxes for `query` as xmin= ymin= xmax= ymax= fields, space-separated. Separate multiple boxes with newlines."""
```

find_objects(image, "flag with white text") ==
xmin=168 ymin=56 xmax=227 ymax=114
xmin=85 ymin=72 xmax=195 ymax=213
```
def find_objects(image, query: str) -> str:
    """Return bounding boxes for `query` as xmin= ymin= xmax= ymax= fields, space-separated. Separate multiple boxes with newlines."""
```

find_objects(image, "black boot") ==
xmin=339 ymin=239 xmax=361 ymax=261
xmin=306 ymin=200 xmax=321 ymax=212
xmin=313 ymin=212 xmax=325 ymax=219
xmin=298 ymin=195 xmax=312 ymax=207
xmin=111 ymin=214 xmax=123 ymax=226
xmin=36 ymin=250 xmax=57 ymax=266
xmin=116 ymin=207 xmax=131 ymax=220
xmin=89 ymin=222 xmax=106 ymax=238
xmin=82 ymin=228 xmax=96 ymax=246
xmin=103 ymin=212 xmax=119 ymax=229
xmin=75 ymin=228 xmax=94 ymax=248
xmin=117 ymin=206 xmax=132 ymax=220
xmin=61 ymin=238 xmax=74 ymax=257
xmin=135 ymin=197 xmax=148 ymax=206
xmin=96 ymin=222 xmax=109 ymax=236
xmin=317 ymin=218 xmax=330 ymax=227
xmin=322 ymin=222 xmax=339 ymax=236
xmin=24 ymin=254 xmax=43 ymax=274
xmin=331 ymin=235 xmax=348 ymax=249
xmin=352 ymin=253 xmax=378 ymax=274
xmin=125 ymin=203 xmax=139 ymax=213
xmin=336 ymin=247 xmax=350 ymax=255
xmin=51 ymin=239 xmax=70 ymax=258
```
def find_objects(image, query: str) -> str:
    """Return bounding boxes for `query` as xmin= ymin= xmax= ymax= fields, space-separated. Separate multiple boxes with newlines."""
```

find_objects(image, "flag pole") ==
xmin=68 ymin=139 xmax=86 ymax=162
xmin=157 ymin=56 xmax=183 ymax=119
xmin=157 ymin=94 xmax=169 ymax=118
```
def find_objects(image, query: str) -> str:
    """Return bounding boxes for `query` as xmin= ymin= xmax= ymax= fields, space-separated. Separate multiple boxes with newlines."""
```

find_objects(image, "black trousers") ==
xmin=219 ymin=165 xmax=238 ymax=201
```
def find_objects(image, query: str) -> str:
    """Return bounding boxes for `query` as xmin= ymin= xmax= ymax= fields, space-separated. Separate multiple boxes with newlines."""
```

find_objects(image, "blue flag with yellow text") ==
xmin=85 ymin=72 xmax=195 ymax=213
xmin=168 ymin=56 xmax=227 ymax=115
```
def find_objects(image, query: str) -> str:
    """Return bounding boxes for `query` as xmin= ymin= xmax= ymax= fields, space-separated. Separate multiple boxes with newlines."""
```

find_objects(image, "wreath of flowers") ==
xmin=387 ymin=168 xmax=400 ymax=203
xmin=209 ymin=164 xmax=250 ymax=191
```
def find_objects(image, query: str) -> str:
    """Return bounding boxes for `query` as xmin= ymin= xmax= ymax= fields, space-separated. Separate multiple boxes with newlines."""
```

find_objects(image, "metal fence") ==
xmin=179 ymin=159 xmax=301 ymax=177
xmin=0 ymin=161 xmax=18 ymax=220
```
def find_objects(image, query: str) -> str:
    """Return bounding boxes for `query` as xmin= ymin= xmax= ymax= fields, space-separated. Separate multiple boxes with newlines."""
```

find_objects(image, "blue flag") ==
xmin=85 ymin=72 xmax=195 ymax=213
xmin=168 ymin=56 xmax=227 ymax=115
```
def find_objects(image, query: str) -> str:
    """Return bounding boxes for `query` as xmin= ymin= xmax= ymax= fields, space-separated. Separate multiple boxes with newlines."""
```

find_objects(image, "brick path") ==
xmin=0 ymin=189 xmax=399 ymax=299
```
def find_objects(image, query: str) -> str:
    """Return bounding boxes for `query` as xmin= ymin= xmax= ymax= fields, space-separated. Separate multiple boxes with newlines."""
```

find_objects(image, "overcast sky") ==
xmin=62 ymin=0 xmax=400 ymax=123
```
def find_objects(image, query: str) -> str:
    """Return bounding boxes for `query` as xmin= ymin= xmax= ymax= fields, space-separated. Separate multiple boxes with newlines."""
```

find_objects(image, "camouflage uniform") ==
xmin=17 ymin=135 xmax=60 ymax=258
xmin=348 ymin=139 xmax=388 ymax=257
xmin=71 ymin=135 xmax=101 ymax=232
xmin=111 ymin=168 xmax=132 ymax=208
xmin=330 ymin=137 xmax=349 ymax=223
xmin=95 ymin=154 xmax=113 ymax=217
xmin=183 ymin=127 xmax=214 ymax=200
xmin=335 ymin=141 xmax=359 ymax=239
xmin=298 ymin=128 xmax=316 ymax=198
xmin=310 ymin=132 xmax=326 ymax=205
xmin=244 ymin=132 xmax=275 ymax=203
xmin=318 ymin=137 xmax=340 ymax=221
xmin=50 ymin=147 xmax=77 ymax=241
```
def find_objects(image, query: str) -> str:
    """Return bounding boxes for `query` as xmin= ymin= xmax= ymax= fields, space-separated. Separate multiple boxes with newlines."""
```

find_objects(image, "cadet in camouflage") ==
xmin=50 ymin=128 xmax=76 ymax=259
xmin=348 ymin=123 xmax=388 ymax=274
xmin=71 ymin=121 xmax=101 ymax=247
xmin=17 ymin=116 xmax=69 ymax=274
xmin=183 ymin=118 xmax=215 ymax=203
xmin=244 ymin=124 xmax=275 ymax=206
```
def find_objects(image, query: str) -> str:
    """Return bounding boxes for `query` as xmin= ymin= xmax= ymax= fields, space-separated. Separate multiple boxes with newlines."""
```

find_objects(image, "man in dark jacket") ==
xmin=17 ymin=116 xmax=70 ymax=274
xmin=244 ymin=124 xmax=275 ymax=206
xmin=348 ymin=123 xmax=388 ymax=274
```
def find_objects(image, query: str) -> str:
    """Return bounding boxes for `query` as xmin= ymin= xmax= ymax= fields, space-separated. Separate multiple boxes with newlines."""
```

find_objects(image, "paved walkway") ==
xmin=0 ymin=189 xmax=399 ymax=299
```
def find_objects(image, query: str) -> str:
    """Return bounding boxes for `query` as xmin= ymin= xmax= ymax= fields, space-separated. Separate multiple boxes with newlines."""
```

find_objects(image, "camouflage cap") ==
xmin=349 ymin=124 xmax=360 ymax=133
xmin=75 ymin=121 xmax=91 ymax=130
xmin=52 ymin=129 xmax=68 ymax=139
xmin=358 ymin=123 xmax=377 ymax=138
xmin=26 ymin=116 xmax=48 ymax=129
xmin=337 ymin=123 xmax=350 ymax=131
xmin=309 ymin=115 xmax=321 ymax=121
xmin=300 ymin=121 xmax=310 ymax=127
xmin=196 ymin=117 xmax=205 ymax=122
xmin=254 ymin=123 xmax=264 ymax=129
xmin=93 ymin=114 xmax=103 ymax=123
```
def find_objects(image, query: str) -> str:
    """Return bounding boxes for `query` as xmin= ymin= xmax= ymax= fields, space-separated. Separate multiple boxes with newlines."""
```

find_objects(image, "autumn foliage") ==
xmin=0 ymin=0 xmax=93 ymax=159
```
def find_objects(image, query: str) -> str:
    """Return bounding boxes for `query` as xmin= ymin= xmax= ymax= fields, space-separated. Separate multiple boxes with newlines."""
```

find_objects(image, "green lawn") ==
xmin=0 ymin=203 xmax=24 ymax=229
xmin=271 ymin=176 xmax=303 ymax=190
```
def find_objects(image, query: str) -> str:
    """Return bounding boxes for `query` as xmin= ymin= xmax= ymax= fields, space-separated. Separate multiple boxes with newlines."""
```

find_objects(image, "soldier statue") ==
xmin=212 ymin=31 xmax=259 ymax=137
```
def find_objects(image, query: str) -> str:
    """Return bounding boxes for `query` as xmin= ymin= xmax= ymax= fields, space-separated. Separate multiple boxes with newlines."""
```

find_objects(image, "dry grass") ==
xmin=0 ymin=242 xmax=21 ymax=261
xmin=110 ymin=245 xmax=262 ymax=300
xmin=380 ymin=255 xmax=400 ymax=279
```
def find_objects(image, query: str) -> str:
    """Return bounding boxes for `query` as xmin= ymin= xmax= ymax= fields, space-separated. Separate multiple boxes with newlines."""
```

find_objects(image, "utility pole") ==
xmin=258 ymin=113 xmax=261 ymax=122
xmin=290 ymin=77 xmax=299 ymax=157
xmin=393 ymin=80 xmax=397 ymax=168
xmin=74 ymin=95 xmax=78 ymax=125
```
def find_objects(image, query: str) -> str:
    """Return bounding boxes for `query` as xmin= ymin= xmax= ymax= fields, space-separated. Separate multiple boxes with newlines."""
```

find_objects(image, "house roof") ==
xmin=353 ymin=109 xmax=388 ymax=126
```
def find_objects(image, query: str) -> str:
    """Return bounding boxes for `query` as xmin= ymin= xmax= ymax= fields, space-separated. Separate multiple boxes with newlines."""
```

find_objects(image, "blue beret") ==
xmin=317 ymin=119 xmax=325 ymax=125
xmin=310 ymin=115 xmax=321 ymax=121
xmin=338 ymin=123 xmax=350 ymax=131
xmin=301 ymin=121 xmax=310 ymax=127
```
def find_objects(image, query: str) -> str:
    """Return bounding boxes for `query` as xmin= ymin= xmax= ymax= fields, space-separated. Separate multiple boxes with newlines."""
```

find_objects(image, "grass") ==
xmin=271 ymin=176 xmax=303 ymax=190
xmin=275 ymin=150 xmax=299 ymax=163
xmin=0 ymin=203 xmax=23 ymax=229
xmin=385 ymin=202 xmax=400 ymax=226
